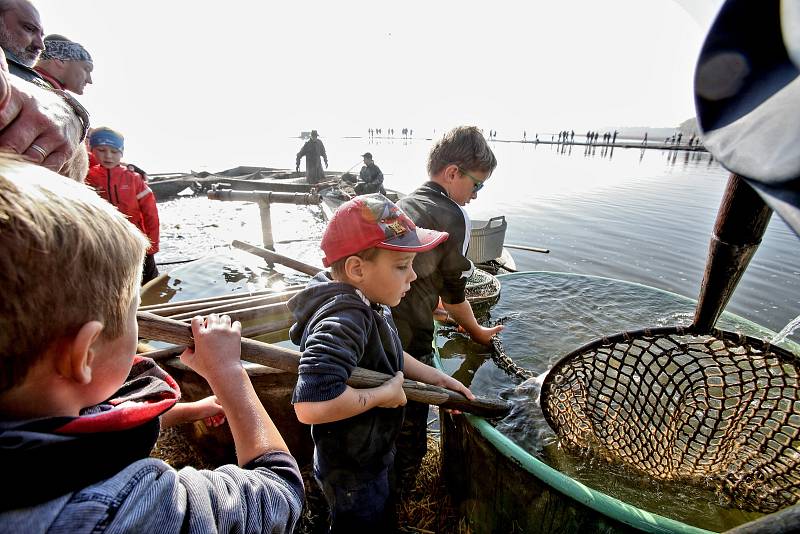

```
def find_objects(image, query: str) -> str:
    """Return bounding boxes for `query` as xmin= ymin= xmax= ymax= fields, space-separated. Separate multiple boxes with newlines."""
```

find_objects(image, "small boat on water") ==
xmin=148 ymin=166 xmax=518 ymax=274
xmin=147 ymin=166 xmax=309 ymax=199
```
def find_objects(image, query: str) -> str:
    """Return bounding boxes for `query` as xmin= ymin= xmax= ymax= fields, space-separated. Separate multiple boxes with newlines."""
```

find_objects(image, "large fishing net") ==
xmin=495 ymin=325 xmax=800 ymax=513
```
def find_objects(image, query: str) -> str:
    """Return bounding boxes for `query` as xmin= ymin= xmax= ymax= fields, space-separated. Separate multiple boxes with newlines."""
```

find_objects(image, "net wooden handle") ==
xmin=138 ymin=312 xmax=509 ymax=417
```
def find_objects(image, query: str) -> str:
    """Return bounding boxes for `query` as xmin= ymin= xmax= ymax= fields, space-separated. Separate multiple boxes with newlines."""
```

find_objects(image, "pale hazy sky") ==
xmin=34 ymin=0 xmax=723 ymax=170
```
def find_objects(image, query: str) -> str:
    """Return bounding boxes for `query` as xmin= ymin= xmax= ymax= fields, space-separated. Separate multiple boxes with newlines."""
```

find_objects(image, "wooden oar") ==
xmin=232 ymin=240 xmax=323 ymax=277
xmin=138 ymin=312 xmax=509 ymax=417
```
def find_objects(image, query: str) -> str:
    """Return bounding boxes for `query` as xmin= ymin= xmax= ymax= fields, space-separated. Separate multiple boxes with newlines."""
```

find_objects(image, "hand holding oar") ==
xmin=138 ymin=312 xmax=509 ymax=417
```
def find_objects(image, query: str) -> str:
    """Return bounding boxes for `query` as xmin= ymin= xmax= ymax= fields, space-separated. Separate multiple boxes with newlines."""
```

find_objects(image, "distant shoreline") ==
xmin=326 ymin=135 xmax=707 ymax=153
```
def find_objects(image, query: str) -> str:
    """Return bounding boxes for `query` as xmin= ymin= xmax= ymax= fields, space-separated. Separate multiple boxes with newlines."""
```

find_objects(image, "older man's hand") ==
xmin=0 ymin=71 xmax=82 ymax=173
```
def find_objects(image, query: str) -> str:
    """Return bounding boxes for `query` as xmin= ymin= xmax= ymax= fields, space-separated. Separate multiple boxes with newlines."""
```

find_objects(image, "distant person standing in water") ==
xmin=296 ymin=130 xmax=328 ymax=184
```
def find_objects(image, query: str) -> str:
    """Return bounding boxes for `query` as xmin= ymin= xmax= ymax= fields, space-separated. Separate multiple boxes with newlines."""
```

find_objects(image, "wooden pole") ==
xmin=169 ymin=301 xmax=289 ymax=323
xmin=138 ymin=315 xmax=296 ymax=362
xmin=232 ymin=240 xmax=323 ymax=277
xmin=165 ymin=297 xmax=293 ymax=321
xmin=693 ymin=174 xmax=773 ymax=332
xmin=206 ymin=190 xmax=321 ymax=205
xmin=138 ymin=312 xmax=509 ymax=417
xmin=139 ymin=285 xmax=304 ymax=312
xmin=258 ymin=201 xmax=274 ymax=250
xmin=504 ymin=243 xmax=550 ymax=254
xmin=241 ymin=318 xmax=294 ymax=338
xmin=144 ymin=289 xmax=300 ymax=317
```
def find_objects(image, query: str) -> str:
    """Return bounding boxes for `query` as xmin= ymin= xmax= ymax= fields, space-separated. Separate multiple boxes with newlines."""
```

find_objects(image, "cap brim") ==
xmin=377 ymin=228 xmax=449 ymax=253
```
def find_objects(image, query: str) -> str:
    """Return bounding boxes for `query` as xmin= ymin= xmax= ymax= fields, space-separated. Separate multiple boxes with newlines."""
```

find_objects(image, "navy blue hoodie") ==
xmin=289 ymin=272 xmax=405 ymax=479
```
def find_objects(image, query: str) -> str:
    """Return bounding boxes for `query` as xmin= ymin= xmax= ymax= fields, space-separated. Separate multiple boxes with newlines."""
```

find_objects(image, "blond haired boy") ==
xmin=289 ymin=193 xmax=473 ymax=531
xmin=0 ymin=159 xmax=303 ymax=533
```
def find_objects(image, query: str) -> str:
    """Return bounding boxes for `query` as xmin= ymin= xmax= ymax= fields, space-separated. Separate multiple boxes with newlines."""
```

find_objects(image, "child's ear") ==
xmin=344 ymin=255 xmax=365 ymax=281
xmin=59 ymin=321 xmax=104 ymax=385
xmin=444 ymin=164 xmax=460 ymax=183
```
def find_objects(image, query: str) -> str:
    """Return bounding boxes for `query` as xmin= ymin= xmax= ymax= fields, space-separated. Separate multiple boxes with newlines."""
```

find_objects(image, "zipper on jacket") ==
xmin=106 ymin=168 xmax=116 ymax=206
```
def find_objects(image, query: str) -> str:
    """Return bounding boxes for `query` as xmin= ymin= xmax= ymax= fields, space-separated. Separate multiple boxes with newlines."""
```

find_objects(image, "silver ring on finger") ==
xmin=29 ymin=144 xmax=47 ymax=159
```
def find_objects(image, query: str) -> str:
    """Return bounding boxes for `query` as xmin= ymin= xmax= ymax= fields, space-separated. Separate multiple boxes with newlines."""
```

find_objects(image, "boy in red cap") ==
xmin=288 ymin=193 xmax=474 ymax=531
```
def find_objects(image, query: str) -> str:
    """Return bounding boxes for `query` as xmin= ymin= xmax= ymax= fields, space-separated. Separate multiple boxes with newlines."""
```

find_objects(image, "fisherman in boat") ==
xmin=355 ymin=151 xmax=385 ymax=195
xmin=391 ymin=125 xmax=505 ymax=490
xmin=296 ymin=129 xmax=328 ymax=184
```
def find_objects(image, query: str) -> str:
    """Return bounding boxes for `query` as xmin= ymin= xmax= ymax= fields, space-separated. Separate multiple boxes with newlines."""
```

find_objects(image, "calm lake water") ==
xmin=156 ymin=135 xmax=800 ymax=340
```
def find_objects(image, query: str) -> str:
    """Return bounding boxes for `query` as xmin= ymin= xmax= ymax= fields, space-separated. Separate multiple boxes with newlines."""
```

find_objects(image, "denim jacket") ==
xmin=0 ymin=453 xmax=303 ymax=534
xmin=0 ymin=358 xmax=303 ymax=533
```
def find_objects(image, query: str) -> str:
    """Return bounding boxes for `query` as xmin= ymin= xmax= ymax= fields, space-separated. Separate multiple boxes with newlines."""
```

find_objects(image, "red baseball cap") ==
xmin=321 ymin=194 xmax=449 ymax=267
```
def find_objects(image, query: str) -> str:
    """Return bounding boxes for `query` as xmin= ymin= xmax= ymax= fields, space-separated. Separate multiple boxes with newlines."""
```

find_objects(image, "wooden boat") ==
xmin=147 ymin=165 xmax=518 ymax=273
xmin=147 ymin=166 xmax=330 ymax=200
xmin=140 ymin=256 xmax=313 ymax=465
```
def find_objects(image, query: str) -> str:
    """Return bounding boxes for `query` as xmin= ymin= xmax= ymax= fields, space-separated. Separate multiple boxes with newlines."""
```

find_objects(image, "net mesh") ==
xmin=465 ymin=270 xmax=500 ymax=320
xmin=538 ymin=326 xmax=800 ymax=513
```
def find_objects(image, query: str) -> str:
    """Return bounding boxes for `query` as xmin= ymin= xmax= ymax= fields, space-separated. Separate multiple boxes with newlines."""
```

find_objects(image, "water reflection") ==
xmin=153 ymin=136 xmax=798 ymax=338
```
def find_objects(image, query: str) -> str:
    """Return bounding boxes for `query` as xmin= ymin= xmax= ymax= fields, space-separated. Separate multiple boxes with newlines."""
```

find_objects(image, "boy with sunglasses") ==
xmin=390 ymin=125 xmax=504 ymax=490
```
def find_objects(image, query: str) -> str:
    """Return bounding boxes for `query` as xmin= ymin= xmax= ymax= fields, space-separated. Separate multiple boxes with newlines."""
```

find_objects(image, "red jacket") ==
xmin=85 ymin=164 xmax=160 ymax=254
